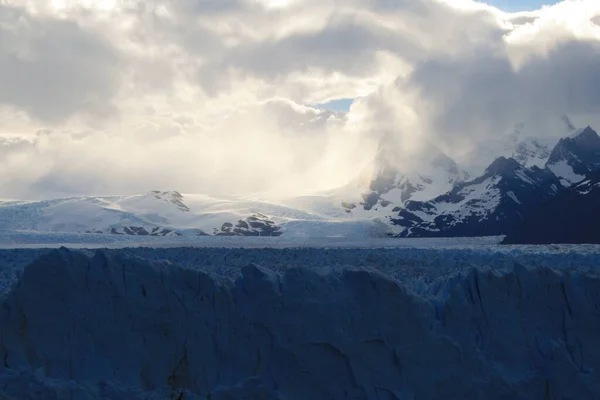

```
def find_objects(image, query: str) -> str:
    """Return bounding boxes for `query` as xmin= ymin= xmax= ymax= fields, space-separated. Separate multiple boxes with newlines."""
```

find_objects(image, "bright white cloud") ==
xmin=0 ymin=0 xmax=600 ymax=198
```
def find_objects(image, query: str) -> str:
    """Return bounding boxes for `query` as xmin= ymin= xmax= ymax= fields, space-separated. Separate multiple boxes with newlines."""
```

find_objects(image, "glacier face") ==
xmin=1 ymin=247 xmax=600 ymax=399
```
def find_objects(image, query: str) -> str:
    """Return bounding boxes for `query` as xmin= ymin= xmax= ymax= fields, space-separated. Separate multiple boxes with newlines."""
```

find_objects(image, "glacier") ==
xmin=1 ymin=246 xmax=600 ymax=399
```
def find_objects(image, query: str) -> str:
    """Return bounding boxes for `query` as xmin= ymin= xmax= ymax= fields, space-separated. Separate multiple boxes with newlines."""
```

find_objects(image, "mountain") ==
xmin=0 ymin=191 xmax=288 ymax=237
xmin=546 ymin=126 xmax=600 ymax=186
xmin=385 ymin=125 xmax=600 ymax=239
xmin=2 ymin=127 xmax=600 ymax=242
xmin=392 ymin=157 xmax=562 ymax=237
xmin=503 ymin=170 xmax=600 ymax=244
xmin=502 ymin=123 xmax=557 ymax=168
xmin=511 ymin=136 xmax=555 ymax=168
xmin=214 ymin=212 xmax=282 ymax=237
xmin=0 ymin=190 xmax=389 ymax=239
xmin=459 ymin=123 xmax=559 ymax=175
xmin=346 ymin=132 xmax=468 ymax=214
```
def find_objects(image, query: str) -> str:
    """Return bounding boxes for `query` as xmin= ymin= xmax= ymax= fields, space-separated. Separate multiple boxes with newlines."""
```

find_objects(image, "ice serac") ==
xmin=504 ymin=169 xmax=600 ymax=244
xmin=546 ymin=126 xmax=600 ymax=186
xmin=393 ymin=156 xmax=561 ymax=237
xmin=2 ymin=249 xmax=600 ymax=399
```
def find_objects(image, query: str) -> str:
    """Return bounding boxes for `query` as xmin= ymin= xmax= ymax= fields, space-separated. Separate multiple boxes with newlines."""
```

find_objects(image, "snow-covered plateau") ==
xmin=1 ymin=245 xmax=600 ymax=399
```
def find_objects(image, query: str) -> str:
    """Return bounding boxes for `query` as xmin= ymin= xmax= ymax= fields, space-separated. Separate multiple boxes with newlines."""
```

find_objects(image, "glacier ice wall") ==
xmin=1 ymin=248 xmax=600 ymax=399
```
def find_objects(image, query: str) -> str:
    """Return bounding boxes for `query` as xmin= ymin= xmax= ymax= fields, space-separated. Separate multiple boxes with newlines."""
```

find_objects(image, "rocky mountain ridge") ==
xmin=357 ymin=125 xmax=600 ymax=239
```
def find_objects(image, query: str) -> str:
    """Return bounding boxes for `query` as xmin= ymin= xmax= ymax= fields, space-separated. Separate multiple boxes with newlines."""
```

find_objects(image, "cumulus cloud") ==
xmin=1 ymin=0 xmax=600 ymax=198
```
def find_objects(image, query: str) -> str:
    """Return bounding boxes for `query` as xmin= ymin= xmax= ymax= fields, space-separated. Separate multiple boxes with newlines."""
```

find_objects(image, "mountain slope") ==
xmin=511 ymin=136 xmax=555 ymax=168
xmin=393 ymin=157 xmax=561 ymax=237
xmin=459 ymin=123 xmax=559 ymax=175
xmin=385 ymin=126 xmax=600 ymax=239
xmin=0 ymin=191 xmax=287 ymax=237
xmin=503 ymin=170 xmax=600 ymax=244
xmin=0 ymin=191 xmax=388 ymax=238
xmin=347 ymin=132 xmax=468 ymax=213
xmin=546 ymin=126 xmax=600 ymax=186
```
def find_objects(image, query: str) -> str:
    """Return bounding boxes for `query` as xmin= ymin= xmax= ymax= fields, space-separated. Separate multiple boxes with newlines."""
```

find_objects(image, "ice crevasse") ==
xmin=0 ymin=248 xmax=600 ymax=399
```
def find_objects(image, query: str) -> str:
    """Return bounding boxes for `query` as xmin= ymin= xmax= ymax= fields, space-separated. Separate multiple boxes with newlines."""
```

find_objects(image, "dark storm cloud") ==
xmin=403 ymin=39 xmax=600 ymax=143
xmin=222 ymin=19 xmax=421 ymax=78
xmin=187 ymin=1 xmax=507 ymax=96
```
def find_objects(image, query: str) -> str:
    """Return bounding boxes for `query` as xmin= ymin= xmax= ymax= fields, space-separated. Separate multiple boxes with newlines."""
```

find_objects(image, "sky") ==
xmin=487 ymin=0 xmax=560 ymax=12
xmin=314 ymin=99 xmax=355 ymax=112
xmin=1 ymin=0 xmax=600 ymax=199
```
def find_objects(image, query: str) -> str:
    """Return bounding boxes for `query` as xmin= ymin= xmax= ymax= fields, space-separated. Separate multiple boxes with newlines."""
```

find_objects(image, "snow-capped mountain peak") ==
xmin=348 ymin=132 xmax=468 ymax=211
xmin=546 ymin=126 xmax=600 ymax=186
xmin=459 ymin=122 xmax=561 ymax=176
xmin=484 ymin=156 xmax=522 ymax=176
xmin=389 ymin=155 xmax=561 ymax=238
xmin=568 ymin=125 xmax=597 ymax=139
xmin=511 ymin=138 xmax=554 ymax=168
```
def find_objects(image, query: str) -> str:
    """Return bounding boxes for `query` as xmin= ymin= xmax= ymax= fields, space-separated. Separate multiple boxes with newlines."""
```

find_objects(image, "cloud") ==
xmin=351 ymin=0 xmax=600 ymax=168
xmin=0 ymin=100 xmax=375 ymax=199
xmin=404 ymin=39 xmax=600 ymax=138
xmin=1 ymin=0 xmax=600 ymax=198
xmin=0 ymin=4 xmax=125 ymax=123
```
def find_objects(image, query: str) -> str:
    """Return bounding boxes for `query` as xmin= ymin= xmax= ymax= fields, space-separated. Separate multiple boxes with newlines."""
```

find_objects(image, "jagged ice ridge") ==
xmin=0 ymin=247 xmax=600 ymax=399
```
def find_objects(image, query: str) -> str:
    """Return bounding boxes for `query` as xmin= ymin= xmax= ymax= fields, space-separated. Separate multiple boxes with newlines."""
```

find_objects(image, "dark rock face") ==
xmin=124 ymin=226 xmax=149 ymax=236
xmin=393 ymin=157 xmax=561 ymax=237
xmin=361 ymin=192 xmax=380 ymax=211
xmin=85 ymin=229 xmax=104 ymax=234
xmin=104 ymin=214 xmax=282 ymax=238
xmin=546 ymin=126 xmax=600 ymax=185
xmin=484 ymin=156 xmax=521 ymax=175
xmin=216 ymin=213 xmax=283 ymax=237
xmin=221 ymin=223 xmax=234 ymax=233
xmin=503 ymin=170 xmax=600 ymax=244
xmin=151 ymin=227 xmax=184 ymax=236
xmin=109 ymin=226 xmax=181 ymax=237
xmin=150 ymin=191 xmax=190 ymax=212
